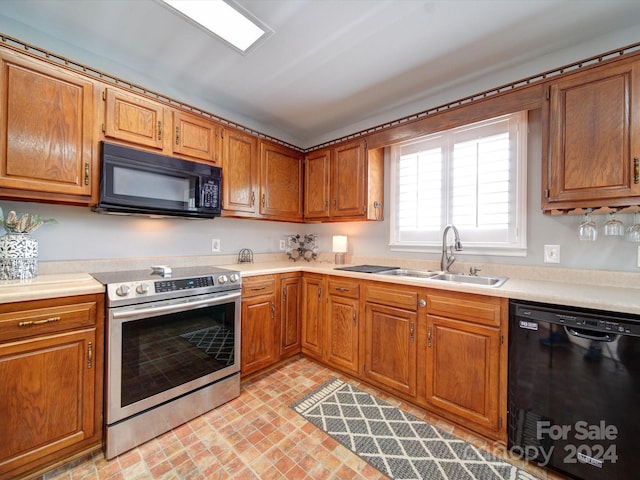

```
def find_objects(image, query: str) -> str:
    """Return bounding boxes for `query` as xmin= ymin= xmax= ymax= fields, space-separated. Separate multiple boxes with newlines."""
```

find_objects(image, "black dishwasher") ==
xmin=508 ymin=299 xmax=640 ymax=480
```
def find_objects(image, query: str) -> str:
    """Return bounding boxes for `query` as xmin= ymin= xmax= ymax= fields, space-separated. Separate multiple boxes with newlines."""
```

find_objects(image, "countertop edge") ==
xmin=0 ymin=273 xmax=104 ymax=304
xmin=2 ymin=263 xmax=638 ymax=316
xmin=228 ymin=262 xmax=640 ymax=316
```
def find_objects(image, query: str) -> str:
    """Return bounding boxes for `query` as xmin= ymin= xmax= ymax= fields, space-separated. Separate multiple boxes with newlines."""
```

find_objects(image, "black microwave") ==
xmin=95 ymin=142 xmax=222 ymax=219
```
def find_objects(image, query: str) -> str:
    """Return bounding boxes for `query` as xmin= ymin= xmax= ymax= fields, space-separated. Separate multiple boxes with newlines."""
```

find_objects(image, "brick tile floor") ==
xmin=38 ymin=357 xmax=566 ymax=480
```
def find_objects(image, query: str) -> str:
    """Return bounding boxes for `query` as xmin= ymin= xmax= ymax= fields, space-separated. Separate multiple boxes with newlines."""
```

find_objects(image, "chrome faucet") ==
xmin=440 ymin=224 xmax=463 ymax=272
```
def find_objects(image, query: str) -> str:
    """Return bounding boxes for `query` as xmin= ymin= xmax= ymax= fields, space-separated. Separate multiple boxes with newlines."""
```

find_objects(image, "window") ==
xmin=389 ymin=112 xmax=527 ymax=256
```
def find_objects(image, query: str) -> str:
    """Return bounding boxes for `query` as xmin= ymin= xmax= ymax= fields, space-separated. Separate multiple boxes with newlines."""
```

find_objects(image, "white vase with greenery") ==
xmin=0 ymin=208 xmax=56 ymax=280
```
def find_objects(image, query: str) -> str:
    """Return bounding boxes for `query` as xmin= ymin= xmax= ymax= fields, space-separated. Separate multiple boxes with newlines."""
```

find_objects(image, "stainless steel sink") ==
xmin=377 ymin=268 xmax=440 ymax=279
xmin=430 ymin=273 xmax=508 ymax=287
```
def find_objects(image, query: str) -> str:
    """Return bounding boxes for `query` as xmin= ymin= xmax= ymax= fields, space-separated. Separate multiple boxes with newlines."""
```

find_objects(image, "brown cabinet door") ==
xmin=280 ymin=274 xmax=301 ymax=358
xmin=304 ymin=148 xmax=331 ymax=219
xmin=425 ymin=315 xmax=500 ymax=433
xmin=259 ymin=141 xmax=303 ymax=221
xmin=172 ymin=111 xmax=220 ymax=163
xmin=241 ymin=295 xmax=279 ymax=375
xmin=0 ymin=329 xmax=96 ymax=478
xmin=325 ymin=295 xmax=359 ymax=374
xmin=544 ymin=60 xmax=640 ymax=208
xmin=331 ymin=140 xmax=366 ymax=218
xmin=301 ymin=274 xmax=324 ymax=359
xmin=364 ymin=302 xmax=417 ymax=397
xmin=222 ymin=128 xmax=259 ymax=215
xmin=0 ymin=54 xmax=94 ymax=199
xmin=103 ymin=87 xmax=164 ymax=150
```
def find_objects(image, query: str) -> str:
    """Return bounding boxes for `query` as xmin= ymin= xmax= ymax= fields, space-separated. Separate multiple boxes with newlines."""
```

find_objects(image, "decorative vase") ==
xmin=0 ymin=233 xmax=38 ymax=280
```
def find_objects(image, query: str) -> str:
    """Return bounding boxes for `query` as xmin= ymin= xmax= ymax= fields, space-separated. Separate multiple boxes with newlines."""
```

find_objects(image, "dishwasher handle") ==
xmin=566 ymin=326 xmax=616 ymax=343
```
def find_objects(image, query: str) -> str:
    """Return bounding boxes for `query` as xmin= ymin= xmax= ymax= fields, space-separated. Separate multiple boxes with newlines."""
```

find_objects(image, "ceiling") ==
xmin=2 ymin=0 xmax=640 ymax=148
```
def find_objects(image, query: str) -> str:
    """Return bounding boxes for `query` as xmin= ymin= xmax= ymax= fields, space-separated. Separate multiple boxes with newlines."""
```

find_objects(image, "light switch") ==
xmin=544 ymin=245 xmax=560 ymax=264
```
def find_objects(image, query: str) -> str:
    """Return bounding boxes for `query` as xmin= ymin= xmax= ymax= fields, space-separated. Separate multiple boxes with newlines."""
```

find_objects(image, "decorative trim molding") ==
xmin=2 ymin=33 xmax=640 ymax=154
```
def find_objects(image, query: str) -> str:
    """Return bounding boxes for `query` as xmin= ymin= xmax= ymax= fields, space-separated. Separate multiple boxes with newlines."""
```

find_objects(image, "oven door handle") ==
xmin=111 ymin=292 xmax=241 ymax=321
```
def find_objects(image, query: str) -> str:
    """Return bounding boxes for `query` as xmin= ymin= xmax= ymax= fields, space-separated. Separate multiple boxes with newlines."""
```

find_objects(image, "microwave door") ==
xmin=103 ymin=162 xmax=196 ymax=213
xmin=114 ymin=164 xmax=194 ymax=209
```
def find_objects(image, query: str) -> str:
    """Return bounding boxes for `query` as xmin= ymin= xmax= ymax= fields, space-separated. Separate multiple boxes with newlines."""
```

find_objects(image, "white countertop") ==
xmin=0 ymin=273 xmax=104 ymax=304
xmin=2 ymin=260 xmax=639 ymax=316
xmin=225 ymin=261 xmax=640 ymax=316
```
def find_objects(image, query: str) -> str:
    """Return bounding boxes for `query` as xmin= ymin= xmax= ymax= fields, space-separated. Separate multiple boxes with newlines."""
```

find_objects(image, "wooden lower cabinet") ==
xmin=301 ymin=274 xmax=324 ymax=359
xmin=0 ymin=294 xmax=103 ymax=480
xmin=241 ymin=275 xmax=279 ymax=376
xmin=423 ymin=290 xmax=507 ymax=441
xmin=363 ymin=282 xmax=419 ymax=398
xmin=241 ymin=273 xmax=303 ymax=376
xmin=325 ymin=277 xmax=360 ymax=375
xmin=241 ymin=272 xmax=507 ymax=443
xmin=280 ymin=273 xmax=301 ymax=358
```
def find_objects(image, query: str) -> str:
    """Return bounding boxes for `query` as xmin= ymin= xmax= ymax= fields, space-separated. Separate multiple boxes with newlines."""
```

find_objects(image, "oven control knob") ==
xmin=217 ymin=275 xmax=228 ymax=285
xmin=136 ymin=283 xmax=149 ymax=295
xmin=115 ymin=284 xmax=131 ymax=297
xmin=229 ymin=273 xmax=240 ymax=283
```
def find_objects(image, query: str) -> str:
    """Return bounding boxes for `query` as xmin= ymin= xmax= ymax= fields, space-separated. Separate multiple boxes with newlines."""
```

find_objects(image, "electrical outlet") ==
xmin=211 ymin=239 xmax=220 ymax=252
xmin=544 ymin=244 xmax=560 ymax=264
xmin=279 ymin=240 xmax=286 ymax=251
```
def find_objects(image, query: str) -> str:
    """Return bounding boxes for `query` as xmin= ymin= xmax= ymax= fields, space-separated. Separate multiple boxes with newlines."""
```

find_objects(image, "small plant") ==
xmin=0 ymin=207 xmax=57 ymax=234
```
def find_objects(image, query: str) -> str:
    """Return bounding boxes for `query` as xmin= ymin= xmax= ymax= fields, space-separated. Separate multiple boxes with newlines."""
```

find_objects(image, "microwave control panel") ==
xmin=200 ymin=179 xmax=219 ymax=209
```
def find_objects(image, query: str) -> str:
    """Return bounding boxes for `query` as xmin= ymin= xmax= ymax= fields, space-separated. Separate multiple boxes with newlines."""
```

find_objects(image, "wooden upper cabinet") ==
xmin=103 ymin=87 xmax=164 ymax=150
xmin=543 ymin=58 xmax=640 ymax=210
xmin=104 ymin=88 xmax=220 ymax=163
xmin=259 ymin=140 xmax=303 ymax=221
xmin=222 ymin=128 xmax=259 ymax=215
xmin=304 ymin=148 xmax=331 ymax=219
xmin=171 ymin=110 xmax=220 ymax=163
xmin=304 ymin=139 xmax=384 ymax=222
xmin=332 ymin=140 xmax=367 ymax=217
xmin=0 ymin=53 xmax=95 ymax=202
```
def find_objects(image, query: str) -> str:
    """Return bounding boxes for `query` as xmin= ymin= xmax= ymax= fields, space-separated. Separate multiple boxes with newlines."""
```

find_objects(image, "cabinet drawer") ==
xmin=0 ymin=298 xmax=98 ymax=342
xmin=426 ymin=290 xmax=502 ymax=327
xmin=242 ymin=275 xmax=276 ymax=297
xmin=364 ymin=282 xmax=418 ymax=310
xmin=327 ymin=277 xmax=360 ymax=298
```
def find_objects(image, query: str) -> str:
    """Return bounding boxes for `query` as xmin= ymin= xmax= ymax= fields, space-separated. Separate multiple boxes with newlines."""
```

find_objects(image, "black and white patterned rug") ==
xmin=291 ymin=378 xmax=539 ymax=480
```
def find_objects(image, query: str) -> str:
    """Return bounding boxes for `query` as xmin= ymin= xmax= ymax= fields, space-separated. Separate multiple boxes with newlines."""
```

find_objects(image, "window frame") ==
xmin=388 ymin=111 xmax=528 ymax=257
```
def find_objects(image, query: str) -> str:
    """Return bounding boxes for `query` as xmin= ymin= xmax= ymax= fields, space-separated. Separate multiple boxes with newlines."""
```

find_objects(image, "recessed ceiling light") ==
xmin=161 ymin=0 xmax=270 ymax=53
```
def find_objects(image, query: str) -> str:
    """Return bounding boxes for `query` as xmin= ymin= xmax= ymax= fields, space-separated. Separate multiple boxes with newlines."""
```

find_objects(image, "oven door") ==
xmin=106 ymin=290 xmax=240 ymax=424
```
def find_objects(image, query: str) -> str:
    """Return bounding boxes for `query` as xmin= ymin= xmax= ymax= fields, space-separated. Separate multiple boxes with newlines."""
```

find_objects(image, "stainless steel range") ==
xmin=92 ymin=265 xmax=242 ymax=459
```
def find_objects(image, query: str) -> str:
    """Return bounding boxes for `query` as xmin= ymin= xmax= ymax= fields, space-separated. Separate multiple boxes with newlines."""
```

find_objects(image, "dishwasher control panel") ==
xmin=512 ymin=301 xmax=640 ymax=337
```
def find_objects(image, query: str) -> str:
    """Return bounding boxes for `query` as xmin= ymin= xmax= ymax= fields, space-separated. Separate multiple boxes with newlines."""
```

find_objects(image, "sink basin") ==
xmin=377 ymin=269 xmax=440 ymax=279
xmin=430 ymin=273 xmax=508 ymax=288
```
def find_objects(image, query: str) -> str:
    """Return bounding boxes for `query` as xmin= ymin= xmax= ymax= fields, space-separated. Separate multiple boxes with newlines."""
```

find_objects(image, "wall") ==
xmin=1 ymin=21 xmax=639 ymax=272
xmin=303 ymin=109 xmax=640 ymax=273
xmin=3 ymin=109 xmax=639 ymax=272
xmin=0 ymin=200 xmax=299 ymax=262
